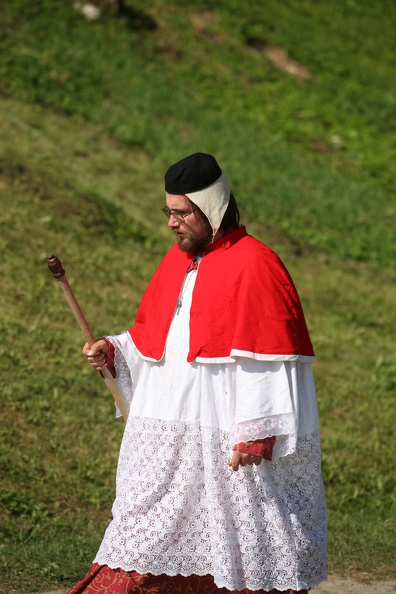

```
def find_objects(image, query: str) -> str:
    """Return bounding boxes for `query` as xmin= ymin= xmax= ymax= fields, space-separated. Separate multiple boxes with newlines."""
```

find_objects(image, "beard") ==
xmin=175 ymin=227 xmax=213 ymax=254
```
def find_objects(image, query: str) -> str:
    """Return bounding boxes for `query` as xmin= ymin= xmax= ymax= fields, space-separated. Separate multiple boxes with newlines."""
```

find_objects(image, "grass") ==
xmin=0 ymin=0 xmax=395 ymax=591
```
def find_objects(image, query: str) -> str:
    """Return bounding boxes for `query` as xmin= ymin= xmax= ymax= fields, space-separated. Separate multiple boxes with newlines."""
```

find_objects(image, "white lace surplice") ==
xmin=94 ymin=269 xmax=327 ymax=592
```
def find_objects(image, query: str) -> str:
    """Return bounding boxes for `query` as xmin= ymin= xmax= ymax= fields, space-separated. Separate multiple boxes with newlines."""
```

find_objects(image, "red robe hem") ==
xmin=66 ymin=563 xmax=309 ymax=594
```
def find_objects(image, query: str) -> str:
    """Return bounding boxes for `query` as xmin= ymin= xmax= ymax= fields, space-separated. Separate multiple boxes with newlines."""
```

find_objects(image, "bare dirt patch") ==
xmin=313 ymin=575 xmax=396 ymax=593
xmin=248 ymin=41 xmax=312 ymax=82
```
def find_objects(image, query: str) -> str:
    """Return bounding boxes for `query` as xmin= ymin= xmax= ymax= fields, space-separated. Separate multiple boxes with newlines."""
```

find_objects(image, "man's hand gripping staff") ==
xmin=47 ymin=254 xmax=129 ymax=421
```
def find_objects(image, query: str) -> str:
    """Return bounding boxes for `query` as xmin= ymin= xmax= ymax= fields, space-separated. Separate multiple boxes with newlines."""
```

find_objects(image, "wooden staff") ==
xmin=47 ymin=254 xmax=129 ymax=421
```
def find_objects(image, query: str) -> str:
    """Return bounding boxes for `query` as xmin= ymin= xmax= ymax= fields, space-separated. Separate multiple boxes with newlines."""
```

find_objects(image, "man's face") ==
xmin=165 ymin=193 xmax=212 ymax=253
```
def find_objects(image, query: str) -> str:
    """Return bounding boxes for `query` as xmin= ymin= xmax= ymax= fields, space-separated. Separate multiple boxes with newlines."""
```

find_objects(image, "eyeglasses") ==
xmin=162 ymin=206 xmax=196 ymax=223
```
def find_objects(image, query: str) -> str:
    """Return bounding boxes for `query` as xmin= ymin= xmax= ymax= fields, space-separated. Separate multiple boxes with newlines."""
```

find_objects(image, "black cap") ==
xmin=165 ymin=152 xmax=222 ymax=194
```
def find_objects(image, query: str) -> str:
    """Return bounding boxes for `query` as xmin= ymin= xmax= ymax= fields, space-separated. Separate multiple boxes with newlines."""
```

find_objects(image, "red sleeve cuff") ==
xmin=99 ymin=338 xmax=116 ymax=379
xmin=233 ymin=436 xmax=276 ymax=461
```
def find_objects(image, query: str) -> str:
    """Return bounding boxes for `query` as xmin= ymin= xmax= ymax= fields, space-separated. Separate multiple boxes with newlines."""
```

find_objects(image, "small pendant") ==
xmin=176 ymin=300 xmax=182 ymax=315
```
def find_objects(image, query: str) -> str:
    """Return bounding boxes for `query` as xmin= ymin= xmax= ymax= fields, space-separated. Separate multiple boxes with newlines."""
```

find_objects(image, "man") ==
xmin=67 ymin=153 xmax=327 ymax=594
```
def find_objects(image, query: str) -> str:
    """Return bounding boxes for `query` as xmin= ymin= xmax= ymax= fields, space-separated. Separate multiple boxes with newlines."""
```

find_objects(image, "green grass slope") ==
xmin=1 ymin=0 xmax=395 ymax=269
xmin=0 ymin=1 xmax=395 ymax=592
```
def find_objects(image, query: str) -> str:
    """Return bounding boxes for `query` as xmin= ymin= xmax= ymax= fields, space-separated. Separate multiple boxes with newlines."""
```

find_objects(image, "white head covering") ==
xmin=185 ymin=172 xmax=230 ymax=238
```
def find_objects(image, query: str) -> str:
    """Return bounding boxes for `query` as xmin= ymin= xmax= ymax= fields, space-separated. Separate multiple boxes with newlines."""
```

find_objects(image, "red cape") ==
xmin=129 ymin=226 xmax=314 ymax=362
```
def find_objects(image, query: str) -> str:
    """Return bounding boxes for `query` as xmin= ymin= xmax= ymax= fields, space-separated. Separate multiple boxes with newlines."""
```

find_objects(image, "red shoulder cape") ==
xmin=129 ymin=226 xmax=314 ymax=362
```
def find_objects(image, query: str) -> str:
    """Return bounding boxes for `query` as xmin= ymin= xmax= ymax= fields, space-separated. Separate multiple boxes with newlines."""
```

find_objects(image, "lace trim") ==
xmin=107 ymin=333 xmax=139 ymax=417
xmin=233 ymin=414 xmax=301 ymax=458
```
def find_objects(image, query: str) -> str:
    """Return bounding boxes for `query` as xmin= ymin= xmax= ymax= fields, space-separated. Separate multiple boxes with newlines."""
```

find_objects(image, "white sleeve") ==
xmin=106 ymin=331 xmax=145 ymax=418
xmin=233 ymin=358 xmax=319 ymax=458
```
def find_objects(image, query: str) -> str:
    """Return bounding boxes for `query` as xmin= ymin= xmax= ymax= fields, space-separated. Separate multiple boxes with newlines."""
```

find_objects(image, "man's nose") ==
xmin=168 ymin=214 xmax=180 ymax=227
